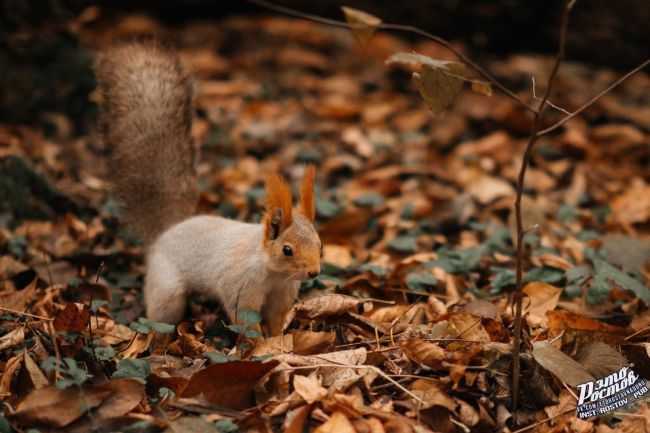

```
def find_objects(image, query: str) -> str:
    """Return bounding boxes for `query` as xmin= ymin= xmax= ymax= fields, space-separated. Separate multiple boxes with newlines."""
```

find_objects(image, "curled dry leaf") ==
xmin=532 ymin=341 xmax=594 ymax=387
xmin=314 ymin=411 xmax=356 ymax=433
xmin=0 ymin=353 xmax=22 ymax=397
xmin=0 ymin=327 xmax=25 ymax=350
xmin=471 ymin=81 xmax=493 ymax=96
xmin=447 ymin=312 xmax=491 ymax=342
xmin=293 ymin=373 xmax=328 ymax=404
xmin=292 ymin=330 xmax=336 ymax=355
xmin=23 ymin=349 xmax=49 ymax=389
xmin=401 ymin=339 xmax=446 ymax=370
xmin=283 ymin=294 xmax=367 ymax=330
xmin=341 ymin=6 xmax=382 ymax=45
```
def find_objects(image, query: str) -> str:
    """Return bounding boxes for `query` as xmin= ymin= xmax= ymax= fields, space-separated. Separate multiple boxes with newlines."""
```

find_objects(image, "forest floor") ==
xmin=1 ymin=7 xmax=650 ymax=433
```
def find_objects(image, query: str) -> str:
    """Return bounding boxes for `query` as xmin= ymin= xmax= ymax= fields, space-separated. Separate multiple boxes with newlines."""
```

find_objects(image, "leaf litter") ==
xmin=0 ymin=5 xmax=649 ymax=433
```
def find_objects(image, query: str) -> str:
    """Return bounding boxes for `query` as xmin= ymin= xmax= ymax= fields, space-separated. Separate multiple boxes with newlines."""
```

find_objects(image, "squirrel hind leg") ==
xmin=144 ymin=258 xmax=187 ymax=325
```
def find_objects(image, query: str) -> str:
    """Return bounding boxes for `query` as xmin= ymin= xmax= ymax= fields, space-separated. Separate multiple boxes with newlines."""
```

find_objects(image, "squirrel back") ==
xmin=95 ymin=42 xmax=198 ymax=244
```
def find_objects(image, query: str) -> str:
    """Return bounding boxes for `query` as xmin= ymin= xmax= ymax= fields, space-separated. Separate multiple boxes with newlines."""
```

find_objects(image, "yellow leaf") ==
xmin=471 ymin=81 xmax=493 ymax=96
xmin=341 ymin=6 xmax=382 ymax=45
xmin=413 ymin=62 xmax=465 ymax=115
xmin=523 ymin=282 xmax=562 ymax=327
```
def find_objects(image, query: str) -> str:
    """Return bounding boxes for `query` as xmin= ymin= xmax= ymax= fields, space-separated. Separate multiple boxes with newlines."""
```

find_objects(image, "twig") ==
xmin=531 ymin=76 xmax=571 ymax=115
xmin=0 ymin=306 xmax=53 ymax=321
xmin=511 ymin=409 xmax=574 ymax=433
xmin=242 ymin=0 xmax=536 ymax=114
xmin=511 ymin=0 xmax=571 ymax=412
xmin=537 ymin=58 xmax=650 ymax=136
xmin=276 ymin=363 xmax=426 ymax=405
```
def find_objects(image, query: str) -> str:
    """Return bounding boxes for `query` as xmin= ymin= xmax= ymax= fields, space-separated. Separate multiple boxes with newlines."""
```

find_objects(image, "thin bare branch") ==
xmin=511 ymin=0 xmax=572 ymax=412
xmin=243 ymin=0 xmax=536 ymax=114
xmin=537 ymin=58 xmax=650 ymax=136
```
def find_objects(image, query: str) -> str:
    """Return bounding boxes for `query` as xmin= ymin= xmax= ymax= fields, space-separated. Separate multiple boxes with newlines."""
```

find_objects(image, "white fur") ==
xmin=144 ymin=215 xmax=301 ymax=334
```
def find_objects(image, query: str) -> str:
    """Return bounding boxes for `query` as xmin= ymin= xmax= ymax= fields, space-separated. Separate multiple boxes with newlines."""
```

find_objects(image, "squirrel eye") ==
xmin=282 ymin=245 xmax=293 ymax=257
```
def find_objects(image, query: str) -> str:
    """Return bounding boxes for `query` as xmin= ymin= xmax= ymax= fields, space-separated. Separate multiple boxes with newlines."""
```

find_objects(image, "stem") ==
xmin=511 ymin=0 xmax=571 ymax=412
xmin=243 ymin=0 xmax=536 ymax=113
xmin=537 ymin=58 xmax=650 ymax=136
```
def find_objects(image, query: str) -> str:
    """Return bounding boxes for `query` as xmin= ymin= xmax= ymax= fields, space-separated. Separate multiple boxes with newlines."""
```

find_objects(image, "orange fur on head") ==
xmin=299 ymin=165 xmax=316 ymax=221
xmin=264 ymin=173 xmax=293 ymax=239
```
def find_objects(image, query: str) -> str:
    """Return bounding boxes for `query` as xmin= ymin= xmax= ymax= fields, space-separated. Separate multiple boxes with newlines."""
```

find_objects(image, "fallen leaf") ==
xmin=471 ymin=81 xmax=493 ymax=96
xmin=0 ymin=327 xmax=25 ymax=350
xmin=283 ymin=294 xmax=366 ymax=330
xmin=23 ymin=349 xmax=49 ymax=389
xmin=401 ymin=339 xmax=446 ymax=370
xmin=293 ymin=374 xmax=327 ymax=404
xmin=314 ymin=411 xmax=356 ymax=433
xmin=182 ymin=360 xmax=279 ymax=410
xmin=10 ymin=383 xmax=112 ymax=427
xmin=293 ymin=331 xmax=336 ymax=355
xmin=574 ymin=342 xmax=627 ymax=378
xmin=53 ymin=302 xmax=90 ymax=334
xmin=532 ymin=341 xmax=594 ymax=386
xmin=523 ymin=282 xmax=562 ymax=327
xmin=0 ymin=353 xmax=22 ymax=397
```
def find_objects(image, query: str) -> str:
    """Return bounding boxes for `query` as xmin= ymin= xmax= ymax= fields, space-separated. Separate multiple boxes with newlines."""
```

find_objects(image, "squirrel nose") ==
xmin=308 ymin=270 xmax=320 ymax=278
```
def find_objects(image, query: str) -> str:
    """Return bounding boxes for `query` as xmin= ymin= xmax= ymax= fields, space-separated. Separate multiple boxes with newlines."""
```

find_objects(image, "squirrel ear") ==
xmin=264 ymin=173 xmax=292 ymax=240
xmin=299 ymin=165 xmax=315 ymax=221
xmin=269 ymin=208 xmax=283 ymax=240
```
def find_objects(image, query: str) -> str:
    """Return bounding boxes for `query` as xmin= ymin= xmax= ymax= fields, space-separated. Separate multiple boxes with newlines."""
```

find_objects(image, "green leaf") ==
xmin=564 ymin=284 xmax=583 ymax=298
xmin=358 ymin=263 xmax=389 ymax=276
xmin=353 ymin=193 xmax=384 ymax=207
xmin=112 ymin=359 xmax=150 ymax=384
xmin=407 ymin=272 xmax=438 ymax=292
xmin=138 ymin=317 xmax=176 ymax=334
xmin=129 ymin=322 xmax=150 ymax=335
xmin=592 ymin=260 xmax=650 ymax=305
xmin=524 ymin=266 xmax=564 ymax=285
xmin=426 ymin=246 xmax=486 ymax=274
xmin=90 ymin=299 xmax=109 ymax=313
xmin=94 ymin=346 xmax=116 ymax=361
xmin=315 ymin=198 xmax=343 ymax=219
xmin=556 ymin=204 xmax=577 ymax=222
xmin=0 ymin=415 xmax=12 ymax=433
xmin=412 ymin=62 xmax=466 ymax=115
xmin=251 ymin=354 xmax=273 ymax=362
xmin=388 ymin=235 xmax=417 ymax=253
xmin=566 ymin=265 xmax=592 ymax=285
xmin=158 ymin=387 xmax=175 ymax=399
xmin=491 ymin=269 xmax=516 ymax=293
xmin=226 ymin=324 xmax=246 ymax=334
xmin=215 ymin=419 xmax=239 ymax=433
xmin=244 ymin=329 xmax=262 ymax=339
xmin=205 ymin=352 xmax=239 ymax=363
xmin=238 ymin=310 xmax=262 ymax=327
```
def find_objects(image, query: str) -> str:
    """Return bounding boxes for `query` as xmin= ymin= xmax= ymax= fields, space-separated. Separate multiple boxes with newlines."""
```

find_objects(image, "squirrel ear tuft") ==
xmin=299 ymin=165 xmax=315 ymax=221
xmin=264 ymin=173 xmax=292 ymax=239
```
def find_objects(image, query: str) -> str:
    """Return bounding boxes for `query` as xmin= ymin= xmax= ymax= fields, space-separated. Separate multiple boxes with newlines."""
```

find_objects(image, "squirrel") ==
xmin=94 ymin=42 xmax=321 ymax=336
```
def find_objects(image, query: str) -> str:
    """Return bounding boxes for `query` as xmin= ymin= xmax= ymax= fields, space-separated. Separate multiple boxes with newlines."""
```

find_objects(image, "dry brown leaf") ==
xmin=182 ymin=360 xmax=279 ymax=410
xmin=283 ymin=404 xmax=311 ymax=433
xmin=0 ymin=353 xmax=22 ymax=397
xmin=283 ymin=294 xmax=366 ymax=330
xmin=401 ymin=339 xmax=446 ymax=370
xmin=413 ymin=62 xmax=466 ymax=115
xmin=532 ymin=341 xmax=595 ymax=386
xmin=471 ymin=81 xmax=493 ymax=96
xmin=23 ymin=349 xmax=49 ymax=389
xmin=522 ymin=282 xmax=562 ymax=327
xmin=447 ymin=312 xmax=491 ymax=342
xmin=574 ymin=341 xmax=627 ymax=378
xmin=0 ymin=327 xmax=25 ymax=350
xmin=314 ymin=411 xmax=356 ymax=433
xmin=293 ymin=331 xmax=336 ymax=355
xmin=468 ymin=175 xmax=515 ymax=205
xmin=293 ymin=374 xmax=327 ymax=404
xmin=610 ymin=179 xmax=650 ymax=225
xmin=10 ymin=383 xmax=112 ymax=427
xmin=410 ymin=379 xmax=457 ymax=411
xmin=341 ymin=6 xmax=382 ymax=45
xmin=53 ymin=302 xmax=90 ymax=334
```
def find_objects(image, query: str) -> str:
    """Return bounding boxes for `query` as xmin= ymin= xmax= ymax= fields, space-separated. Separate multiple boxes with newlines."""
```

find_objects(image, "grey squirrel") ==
xmin=95 ymin=42 xmax=321 ymax=335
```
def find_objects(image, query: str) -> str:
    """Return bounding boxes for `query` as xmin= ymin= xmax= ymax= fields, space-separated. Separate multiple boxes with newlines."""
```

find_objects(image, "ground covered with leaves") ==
xmin=1 ymin=7 xmax=650 ymax=433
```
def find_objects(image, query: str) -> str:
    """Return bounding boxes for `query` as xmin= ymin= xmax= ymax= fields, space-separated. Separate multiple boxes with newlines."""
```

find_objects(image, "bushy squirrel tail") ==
xmin=95 ymin=42 xmax=198 ymax=245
